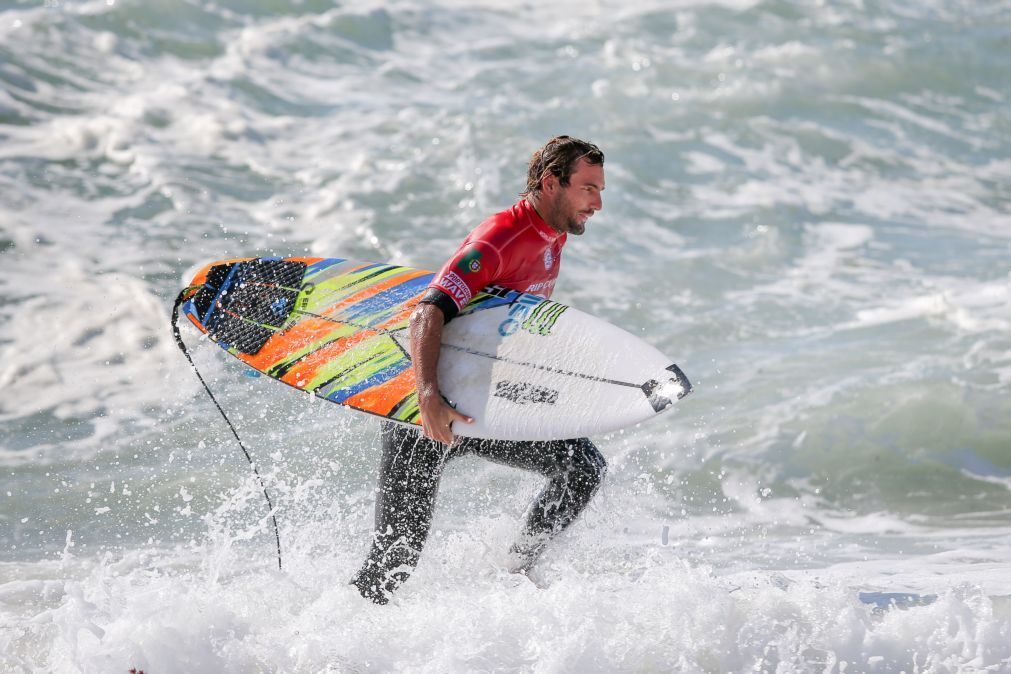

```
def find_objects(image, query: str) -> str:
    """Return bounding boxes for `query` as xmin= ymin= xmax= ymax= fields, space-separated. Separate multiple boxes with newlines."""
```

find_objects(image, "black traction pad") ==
xmin=191 ymin=258 xmax=308 ymax=355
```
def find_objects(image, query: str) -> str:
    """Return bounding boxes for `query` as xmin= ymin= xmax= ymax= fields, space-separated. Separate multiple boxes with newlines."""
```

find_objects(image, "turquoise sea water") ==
xmin=1 ymin=0 xmax=1010 ymax=671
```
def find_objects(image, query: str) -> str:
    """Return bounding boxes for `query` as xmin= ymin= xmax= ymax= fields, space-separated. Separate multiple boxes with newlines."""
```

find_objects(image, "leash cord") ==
xmin=171 ymin=290 xmax=283 ymax=571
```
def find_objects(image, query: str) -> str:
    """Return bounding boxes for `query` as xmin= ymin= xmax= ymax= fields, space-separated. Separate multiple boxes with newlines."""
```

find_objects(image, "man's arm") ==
xmin=409 ymin=302 xmax=473 ymax=444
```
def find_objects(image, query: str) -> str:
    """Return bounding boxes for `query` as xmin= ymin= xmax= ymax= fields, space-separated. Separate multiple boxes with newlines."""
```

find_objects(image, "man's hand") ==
xmin=417 ymin=389 xmax=473 ymax=445
xmin=409 ymin=302 xmax=474 ymax=444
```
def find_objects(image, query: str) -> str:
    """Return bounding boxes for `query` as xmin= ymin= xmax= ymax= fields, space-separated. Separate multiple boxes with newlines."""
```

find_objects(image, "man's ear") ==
xmin=542 ymin=173 xmax=558 ymax=195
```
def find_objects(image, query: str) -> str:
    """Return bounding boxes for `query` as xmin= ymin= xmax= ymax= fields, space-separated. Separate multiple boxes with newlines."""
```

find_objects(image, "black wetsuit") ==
xmin=351 ymin=422 xmax=606 ymax=604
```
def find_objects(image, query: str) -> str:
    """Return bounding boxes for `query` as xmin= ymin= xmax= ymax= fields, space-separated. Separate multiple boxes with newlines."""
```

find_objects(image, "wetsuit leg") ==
xmin=458 ymin=436 xmax=607 ymax=572
xmin=351 ymin=422 xmax=454 ymax=604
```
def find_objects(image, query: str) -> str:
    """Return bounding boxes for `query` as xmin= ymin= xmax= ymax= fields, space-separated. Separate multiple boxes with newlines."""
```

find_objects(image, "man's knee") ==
xmin=565 ymin=439 xmax=607 ymax=493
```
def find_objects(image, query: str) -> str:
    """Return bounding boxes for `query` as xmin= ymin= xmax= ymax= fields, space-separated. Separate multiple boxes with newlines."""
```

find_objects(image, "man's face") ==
xmin=544 ymin=158 xmax=604 ymax=236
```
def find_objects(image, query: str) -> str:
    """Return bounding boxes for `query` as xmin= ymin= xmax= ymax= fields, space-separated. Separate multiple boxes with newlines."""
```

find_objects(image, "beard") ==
xmin=567 ymin=217 xmax=586 ymax=236
xmin=550 ymin=193 xmax=588 ymax=235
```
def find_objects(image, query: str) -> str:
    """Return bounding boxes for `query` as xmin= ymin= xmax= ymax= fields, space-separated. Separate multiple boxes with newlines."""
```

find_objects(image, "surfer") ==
xmin=352 ymin=136 xmax=607 ymax=605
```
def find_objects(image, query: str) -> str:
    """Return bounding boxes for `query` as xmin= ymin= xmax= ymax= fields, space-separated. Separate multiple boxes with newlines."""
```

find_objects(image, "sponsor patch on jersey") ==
xmin=439 ymin=270 xmax=473 ymax=308
xmin=525 ymin=279 xmax=555 ymax=295
xmin=456 ymin=248 xmax=483 ymax=274
xmin=543 ymin=247 xmax=554 ymax=270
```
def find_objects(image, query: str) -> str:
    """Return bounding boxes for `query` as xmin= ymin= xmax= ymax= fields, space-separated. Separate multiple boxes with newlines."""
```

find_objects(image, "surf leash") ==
xmin=171 ymin=288 xmax=283 ymax=571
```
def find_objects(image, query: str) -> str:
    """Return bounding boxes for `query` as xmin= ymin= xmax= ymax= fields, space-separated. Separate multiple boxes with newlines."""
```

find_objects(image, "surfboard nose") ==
xmin=641 ymin=364 xmax=693 ymax=413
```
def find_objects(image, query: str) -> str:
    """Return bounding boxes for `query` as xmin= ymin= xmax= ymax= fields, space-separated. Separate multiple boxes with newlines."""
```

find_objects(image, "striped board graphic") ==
xmin=179 ymin=256 xmax=692 ymax=440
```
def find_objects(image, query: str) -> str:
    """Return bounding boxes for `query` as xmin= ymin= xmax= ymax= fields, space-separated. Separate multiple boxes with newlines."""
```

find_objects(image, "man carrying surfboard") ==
xmin=352 ymin=136 xmax=607 ymax=605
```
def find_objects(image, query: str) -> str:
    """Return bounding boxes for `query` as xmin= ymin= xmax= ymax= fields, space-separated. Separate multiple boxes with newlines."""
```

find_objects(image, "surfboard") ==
xmin=178 ymin=256 xmax=691 ymax=440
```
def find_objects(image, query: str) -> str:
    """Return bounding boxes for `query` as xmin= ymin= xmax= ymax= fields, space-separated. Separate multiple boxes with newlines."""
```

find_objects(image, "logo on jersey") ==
xmin=456 ymin=248 xmax=483 ymax=275
xmin=543 ymin=248 xmax=554 ymax=270
xmin=439 ymin=271 xmax=472 ymax=308
xmin=525 ymin=279 xmax=555 ymax=295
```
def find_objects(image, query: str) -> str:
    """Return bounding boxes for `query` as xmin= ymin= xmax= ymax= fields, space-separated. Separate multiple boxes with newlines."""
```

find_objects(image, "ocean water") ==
xmin=1 ymin=0 xmax=1010 ymax=671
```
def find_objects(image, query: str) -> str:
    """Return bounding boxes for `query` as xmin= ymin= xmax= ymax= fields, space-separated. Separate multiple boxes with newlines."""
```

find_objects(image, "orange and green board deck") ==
xmin=180 ymin=256 xmax=520 ymax=426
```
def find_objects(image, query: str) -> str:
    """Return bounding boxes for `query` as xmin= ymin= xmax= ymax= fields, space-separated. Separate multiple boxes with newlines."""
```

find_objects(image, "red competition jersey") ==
xmin=429 ymin=199 xmax=566 ymax=311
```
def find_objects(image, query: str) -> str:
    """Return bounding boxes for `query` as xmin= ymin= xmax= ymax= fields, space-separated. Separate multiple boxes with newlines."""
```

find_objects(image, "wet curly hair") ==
xmin=521 ymin=135 xmax=604 ymax=197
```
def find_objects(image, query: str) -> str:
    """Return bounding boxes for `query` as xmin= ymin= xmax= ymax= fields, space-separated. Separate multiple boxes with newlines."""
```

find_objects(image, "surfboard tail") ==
xmin=188 ymin=258 xmax=308 ymax=355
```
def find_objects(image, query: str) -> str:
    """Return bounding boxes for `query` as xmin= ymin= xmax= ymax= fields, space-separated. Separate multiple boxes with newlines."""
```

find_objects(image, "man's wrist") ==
xmin=416 ymin=383 xmax=441 ymax=404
